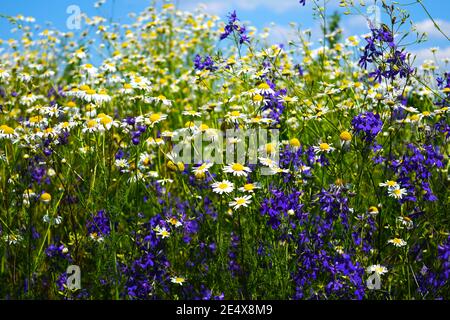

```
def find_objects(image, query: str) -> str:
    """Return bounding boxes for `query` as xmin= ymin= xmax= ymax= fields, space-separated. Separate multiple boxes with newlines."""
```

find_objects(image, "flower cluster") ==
xmin=219 ymin=10 xmax=250 ymax=44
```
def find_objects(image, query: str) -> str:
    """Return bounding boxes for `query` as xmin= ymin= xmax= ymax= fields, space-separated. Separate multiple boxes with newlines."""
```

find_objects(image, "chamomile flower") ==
xmin=313 ymin=142 xmax=335 ymax=154
xmin=229 ymin=195 xmax=252 ymax=210
xmin=260 ymin=142 xmax=279 ymax=156
xmin=269 ymin=166 xmax=290 ymax=175
xmin=223 ymin=163 xmax=251 ymax=177
xmin=97 ymin=114 xmax=119 ymax=130
xmin=22 ymin=189 xmax=36 ymax=206
xmin=146 ymin=137 xmax=165 ymax=146
xmin=182 ymin=110 xmax=202 ymax=117
xmin=0 ymin=125 xmax=17 ymax=139
xmin=139 ymin=152 xmax=154 ymax=167
xmin=82 ymin=119 xmax=102 ymax=133
xmin=101 ymin=61 xmax=116 ymax=73
xmin=74 ymin=48 xmax=87 ymax=59
xmin=397 ymin=216 xmax=414 ymax=230
xmin=43 ymin=214 xmax=63 ymax=225
xmin=115 ymin=158 xmax=129 ymax=170
xmin=146 ymin=95 xmax=172 ymax=106
xmin=130 ymin=75 xmax=151 ymax=91
xmin=379 ymin=180 xmax=399 ymax=189
xmin=166 ymin=217 xmax=183 ymax=228
xmin=192 ymin=162 xmax=213 ymax=175
xmin=368 ymin=206 xmax=379 ymax=216
xmin=42 ymin=105 xmax=64 ymax=118
xmin=154 ymin=226 xmax=170 ymax=239
xmin=388 ymin=187 xmax=407 ymax=199
xmin=259 ymin=157 xmax=278 ymax=167
xmin=388 ymin=238 xmax=407 ymax=247
xmin=255 ymin=82 xmax=274 ymax=95
xmin=20 ymin=93 xmax=39 ymax=106
xmin=40 ymin=192 xmax=52 ymax=203
xmin=146 ymin=113 xmax=168 ymax=126
xmin=211 ymin=180 xmax=234 ymax=194
xmin=81 ymin=63 xmax=98 ymax=77
xmin=0 ymin=69 xmax=11 ymax=81
xmin=119 ymin=83 xmax=134 ymax=95
xmin=366 ymin=265 xmax=388 ymax=275
xmin=249 ymin=93 xmax=268 ymax=106
xmin=171 ymin=276 xmax=185 ymax=285
xmin=278 ymin=95 xmax=298 ymax=104
xmin=18 ymin=72 xmax=32 ymax=82
xmin=238 ymin=182 xmax=260 ymax=193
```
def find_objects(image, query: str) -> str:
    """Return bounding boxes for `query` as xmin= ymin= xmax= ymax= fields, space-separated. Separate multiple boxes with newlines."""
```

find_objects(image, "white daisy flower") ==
xmin=379 ymin=180 xmax=399 ymax=190
xmin=0 ymin=69 xmax=11 ymax=81
xmin=388 ymin=187 xmax=407 ymax=199
xmin=166 ymin=217 xmax=183 ymax=228
xmin=154 ymin=226 xmax=170 ymax=238
xmin=313 ymin=142 xmax=335 ymax=154
xmin=397 ymin=216 xmax=414 ymax=230
xmin=192 ymin=162 xmax=213 ymax=175
xmin=255 ymin=82 xmax=274 ymax=95
xmin=170 ymin=276 xmax=185 ymax=285
xmin=259 ymin=157 xmax=278 ymax=167
xmin=211 ymin=180 xmax=234 ymax=194
xmin=388 ymin=238 xmax=407 ymax=247
xmin=145 ymin=113 xmax=168 ymax=126
xmin=238 ymin=183 xmax=260 ymax=193
xmin=366 ymin=264 xmax=388 ymax=275
xmin=223 ymin=163 xmax=251 ymax=177
xmin=229 ymin=195 xmax=252 ymax=210
xmin=115 ymin=158 xmax=129 ymax=170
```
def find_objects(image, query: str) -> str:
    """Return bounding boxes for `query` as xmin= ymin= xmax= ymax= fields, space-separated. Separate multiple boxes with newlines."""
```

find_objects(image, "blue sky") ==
xmin=1 ymin=0 xmax=449 ymax=63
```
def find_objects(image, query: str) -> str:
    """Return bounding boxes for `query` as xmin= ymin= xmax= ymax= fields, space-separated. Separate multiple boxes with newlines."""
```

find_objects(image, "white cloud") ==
xmin=414 ymin=19 xmax=450 ymax=40
xmin=267 ymin=25 xmax=298 ymax=44
xmin=410 ymin=46 xmax=450 ymax=65
xmin=179 ymin=0 xmax=306 ymax=14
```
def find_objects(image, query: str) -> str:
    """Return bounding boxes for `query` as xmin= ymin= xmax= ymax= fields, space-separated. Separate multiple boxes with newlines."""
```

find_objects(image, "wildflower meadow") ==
xmin=0 ymin=0 xmax=449 ymax=300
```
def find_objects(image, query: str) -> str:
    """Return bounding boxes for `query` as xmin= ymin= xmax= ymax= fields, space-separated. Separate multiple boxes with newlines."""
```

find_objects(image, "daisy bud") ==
xmin=40 ymin=192 xmax=52 ymax=203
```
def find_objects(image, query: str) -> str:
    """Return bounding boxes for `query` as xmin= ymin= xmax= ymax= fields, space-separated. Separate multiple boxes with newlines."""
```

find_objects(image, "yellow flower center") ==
xmin=87 ymin=120 xmax=97 ymax=128
xmin=368 ymin=206 xmax=379 ymax=213
xmin=253 ymin=94 xmax=263 ymax=102
xmin=100 ymin=116 xmax=112 ymax=125
xmin=386 ymin=180 xmax=397 ymax=187
xmin=150 ymin=113 xmax=161 ymax=123
xmin=244 ymin=184 xmax=254 ymax=191
xmin=319 ymin=143 xmax=330 ymax=151
xmin=339 ymin=131 xmax=352 ymax=141
xmin=230 ymin=111 xmax=241 ymax=117
xmin=0 ymin=125 xmax=14 ymax=134
xmin=258 ymin=83 xmax=270 ymax=90
xmin=218 ymin=183 xmax=229 ymax=190
xmin=236 ymin=198 xmax=246 ymax=205
xmin=289 ymin=138 xmax=301 ymax=147
xmin=40 ymin=193 xmax=51 ymax=202
xmin=266 ymin=143 xmax=275 ymax=154
xmin=231 ymin=163 xmax=244 ymax=172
